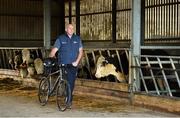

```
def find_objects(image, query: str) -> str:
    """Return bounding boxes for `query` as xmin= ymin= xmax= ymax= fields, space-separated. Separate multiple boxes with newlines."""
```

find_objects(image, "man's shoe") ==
xmin=67 ymin=102 xmax=72 ymax=109
xmin=67 ymin=105 xmax=72 ymax=109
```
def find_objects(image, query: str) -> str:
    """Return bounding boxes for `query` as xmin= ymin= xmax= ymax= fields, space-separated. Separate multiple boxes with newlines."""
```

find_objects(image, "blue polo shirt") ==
xmin=53 ymin=33 xmax=83 ymax=64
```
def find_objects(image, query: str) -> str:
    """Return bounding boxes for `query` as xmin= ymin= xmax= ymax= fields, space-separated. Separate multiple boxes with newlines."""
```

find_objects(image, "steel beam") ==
xmin=43 ymin=0 xmax=51 ymax=49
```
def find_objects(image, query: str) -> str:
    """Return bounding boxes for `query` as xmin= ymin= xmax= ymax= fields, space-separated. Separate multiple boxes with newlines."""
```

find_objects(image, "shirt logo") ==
xmin=73 ymin=41 xmax=78 ymax=44
xmin=62 ymin=41 xmax=67 ymax=44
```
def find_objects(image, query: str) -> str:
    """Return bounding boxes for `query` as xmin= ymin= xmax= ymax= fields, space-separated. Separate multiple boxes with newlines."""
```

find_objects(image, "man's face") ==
xmin=66 ymin=24 xmax=74 ymax=36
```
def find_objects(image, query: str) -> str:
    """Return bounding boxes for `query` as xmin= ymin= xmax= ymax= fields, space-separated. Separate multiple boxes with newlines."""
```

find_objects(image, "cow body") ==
xmin=22 ymin=49 xmax=30 ymax=64
xmin=95 ymin=55 xmax=127 ymax=83
xmin=77 ymin=50 xmax=129 ymax=82
xmin=95 ymin=55 xmax=126 ymax=82
xmin=34 ymin=58 xmax=44 ymax=75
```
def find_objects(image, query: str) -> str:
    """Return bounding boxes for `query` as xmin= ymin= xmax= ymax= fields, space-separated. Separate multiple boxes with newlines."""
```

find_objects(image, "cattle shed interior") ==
xmin=0 ymin=0 xmax=180 ymax=113
xmin=0 ymin=0 xmax=180 ymax=47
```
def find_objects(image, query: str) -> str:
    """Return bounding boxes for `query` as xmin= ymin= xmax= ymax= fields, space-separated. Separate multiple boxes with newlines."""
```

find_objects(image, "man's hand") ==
xmin=72 ymin=61 xmax=78 ymax=67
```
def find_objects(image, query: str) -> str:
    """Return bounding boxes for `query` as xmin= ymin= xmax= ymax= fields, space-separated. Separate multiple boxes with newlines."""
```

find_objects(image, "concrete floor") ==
xmin=0 ymin=78 xmax=179 ymax=117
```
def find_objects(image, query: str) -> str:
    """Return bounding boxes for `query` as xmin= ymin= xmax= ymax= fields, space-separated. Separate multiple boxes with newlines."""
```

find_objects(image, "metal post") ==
xmin=43 ymin=0 xmax=51 ymax=49
xmin=112 ymin=0 xmax=116 ymax=43
xmin=58 ymin=0 xmax=65 ymax=34
xmin=69 ymin=0 xmax=72 ymax=24
xmin=76 ymin=0 xmax=80 ymax=36
xmin=131 ymin=0 xmax=145 ymax=91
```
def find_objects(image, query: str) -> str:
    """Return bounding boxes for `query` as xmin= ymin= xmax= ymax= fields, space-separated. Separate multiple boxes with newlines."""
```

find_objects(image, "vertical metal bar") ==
xmin=155 ymin=0 xmax=157 ymax=37
xmin=132 ymin=0 xmax=144 ymax=91
xmin=125 ymin=49 xmax=129 ymax=59
xmin=107 ymin=50 xmax=111 ymax=56
xmin=158 ymin=0 xmax=162 ymax=38
xmin=147 ymin=0 xmax=150 ymax=39
xmin=69 ymin=0 xmax=72 ymax=23
xmin=91 ymin=50 xmax=96 ymax=65
xmin=84 ymin=51 xmax=90 ymax=73
xmin=112 ymin=0 xmax=116 ymax=43
xmin=35 ymin=49 xmax=39 ymax=58
xmin=116 ymin=50 xmax=124 ymax=74
xmin=171 ymin=0 xmax=175 ymax=37
xmin=5 ymin=49 xmax=10 ymax=69
xmin=135 ymin=56 xmax=149 ymax=93
xmin=174 ymin=0 xmax=176 ymax=37
xmin=122 ymin=0 xmax=125 ymax=40
xmin=168 ymin=0 xmax=171 ymax=37
xmin=170 ymin=58 xmax=180 ymax=88
xmin=141 ymin=0 xmax=145 ymax=45
xmin=149 ymin=0 xmax=152 ymax=38
xmin=1 ymin=50 xmax=6 ymax=69
xmin=43 ymin=0 xmax=51 ymax=49
xmin=177 ymin=0 xmax=179 ymax=36
xmin=153 ymin=0 xmax=157 ymax=36
xmin=128 ymin=0 xmax=130 ymax=39
xmin=160 ymin=0 xmax=162 ymax=38
xmin=145 ymin=0 xmax=147 ymax=39
xmin=58 ymin=0 xmax=65 ymax=34
xmin=128 ymin=49 xmax=132 ymax=86
xmin=0 ymin=50 xmax=3 ymax=68
xmin=76 ymin=0 xmax=80 ymax=35
xmin=173 ymin=0 xmax=176 ymax=36
xmin=157 ymin=57 xmax=172 ymax=96
xmin=124 ymin=0 xmax=126 ymax=40
xmin=146 ymin=57 xmax=160 ymax=95
xmin=164 ymin=0 xmax=167 ymax=37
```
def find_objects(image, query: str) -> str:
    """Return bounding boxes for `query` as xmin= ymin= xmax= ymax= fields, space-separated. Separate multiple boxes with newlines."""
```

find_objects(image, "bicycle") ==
xmin=38 ymin=58 xmax=71 ymax=111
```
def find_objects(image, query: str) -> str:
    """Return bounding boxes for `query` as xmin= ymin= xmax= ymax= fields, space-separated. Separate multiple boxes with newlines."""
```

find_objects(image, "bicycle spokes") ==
xmin=38 ymin=77 xmax=49 ymax=106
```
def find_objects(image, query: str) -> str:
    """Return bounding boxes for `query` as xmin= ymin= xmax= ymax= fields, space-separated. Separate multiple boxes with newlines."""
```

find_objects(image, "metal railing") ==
xmin=134 ymin=54 xmax=180 ymax=97
xmin=1 ymin=47 xmax=180 ymax=98
xmin=80 ymin=48 xmax=130 ymax=82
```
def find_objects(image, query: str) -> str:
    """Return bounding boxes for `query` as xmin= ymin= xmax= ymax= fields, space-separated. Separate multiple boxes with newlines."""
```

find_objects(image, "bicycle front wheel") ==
xmin=56 ymin=80 xmax=71 ymax=111
xmin=38 ymin=77 xmax=50 ymax=106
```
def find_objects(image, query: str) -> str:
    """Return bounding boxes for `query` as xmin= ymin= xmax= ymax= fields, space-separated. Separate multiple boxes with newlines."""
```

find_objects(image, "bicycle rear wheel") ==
xmin=38 ymin=77 xmax=50 ymax=106
xmin=56 ymin=80 xmax=71 ymax=111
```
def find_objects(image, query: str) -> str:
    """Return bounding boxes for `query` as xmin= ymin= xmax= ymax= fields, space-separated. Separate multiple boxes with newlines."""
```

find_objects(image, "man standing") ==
xmin=49 ymin=24 xmax=83 ymax=108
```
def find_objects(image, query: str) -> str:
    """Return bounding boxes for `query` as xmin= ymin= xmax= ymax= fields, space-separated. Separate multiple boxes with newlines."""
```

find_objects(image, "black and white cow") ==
xmin=94 ymin=51 xmax=129 ymax=83
xmin=77 ymin=50 xmax=129 ymax=83
xmin=95 ymin=55 xmax=126 ymax=82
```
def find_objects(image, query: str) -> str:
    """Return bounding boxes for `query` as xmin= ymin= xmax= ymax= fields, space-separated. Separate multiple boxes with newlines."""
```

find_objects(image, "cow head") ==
xmin=95 ymin=55 xmax=126 ymax=83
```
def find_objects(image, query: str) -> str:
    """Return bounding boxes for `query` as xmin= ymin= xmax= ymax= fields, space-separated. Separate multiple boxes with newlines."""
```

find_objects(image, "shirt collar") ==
xmin=65 ymin=33 xmax=74 ymax=39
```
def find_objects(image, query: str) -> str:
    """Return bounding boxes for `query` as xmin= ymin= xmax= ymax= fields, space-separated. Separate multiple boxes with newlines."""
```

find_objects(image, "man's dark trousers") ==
xmin=66 ymin=66 xmax=77 ymax=105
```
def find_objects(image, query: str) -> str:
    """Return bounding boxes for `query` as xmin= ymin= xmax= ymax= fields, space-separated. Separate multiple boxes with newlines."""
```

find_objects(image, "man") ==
xmin=49 ymin=24 xmax=83 ymax=108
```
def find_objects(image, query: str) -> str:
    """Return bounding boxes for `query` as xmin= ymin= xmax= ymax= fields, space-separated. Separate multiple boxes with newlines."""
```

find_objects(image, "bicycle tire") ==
xmin=56 ymin=80 xmax=71 ymax=111
xmin=38 ymin=77 xmax=50 ymax=106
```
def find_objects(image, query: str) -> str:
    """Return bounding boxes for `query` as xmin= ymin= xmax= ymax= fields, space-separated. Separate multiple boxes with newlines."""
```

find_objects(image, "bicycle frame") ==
xmin=46 ymin=65 xmax=67 ymax=96
xmin=38 ymin=63 xmax=72 ymax=111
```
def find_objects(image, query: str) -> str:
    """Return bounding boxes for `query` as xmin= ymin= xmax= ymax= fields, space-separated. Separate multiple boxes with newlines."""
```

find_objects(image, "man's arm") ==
xmin=49 ymin=47 xmax=58 ymax=57
xmin=72 ymin=47 xmax=83 ymax=67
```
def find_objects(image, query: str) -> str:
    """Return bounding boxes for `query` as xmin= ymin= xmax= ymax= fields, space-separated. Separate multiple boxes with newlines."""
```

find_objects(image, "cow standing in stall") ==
xmin=8 ymin=49 xmax=44 ymax=78
xmin=94 ymin=50 xmax=129 ymax=83
xmin=95 ymin=55 xmax=127 ymax=83
xmin=77 ymin=50 xmax=129 ymax=83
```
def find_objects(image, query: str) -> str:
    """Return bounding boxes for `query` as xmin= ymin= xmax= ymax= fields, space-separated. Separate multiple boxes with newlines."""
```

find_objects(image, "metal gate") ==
xmin=132 ymin=48 xmax=180 ymax=98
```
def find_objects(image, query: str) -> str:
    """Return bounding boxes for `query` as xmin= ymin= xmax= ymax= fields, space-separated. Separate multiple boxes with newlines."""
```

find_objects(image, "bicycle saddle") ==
xmin=43 ymin=57 xmax=57 ymax=67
